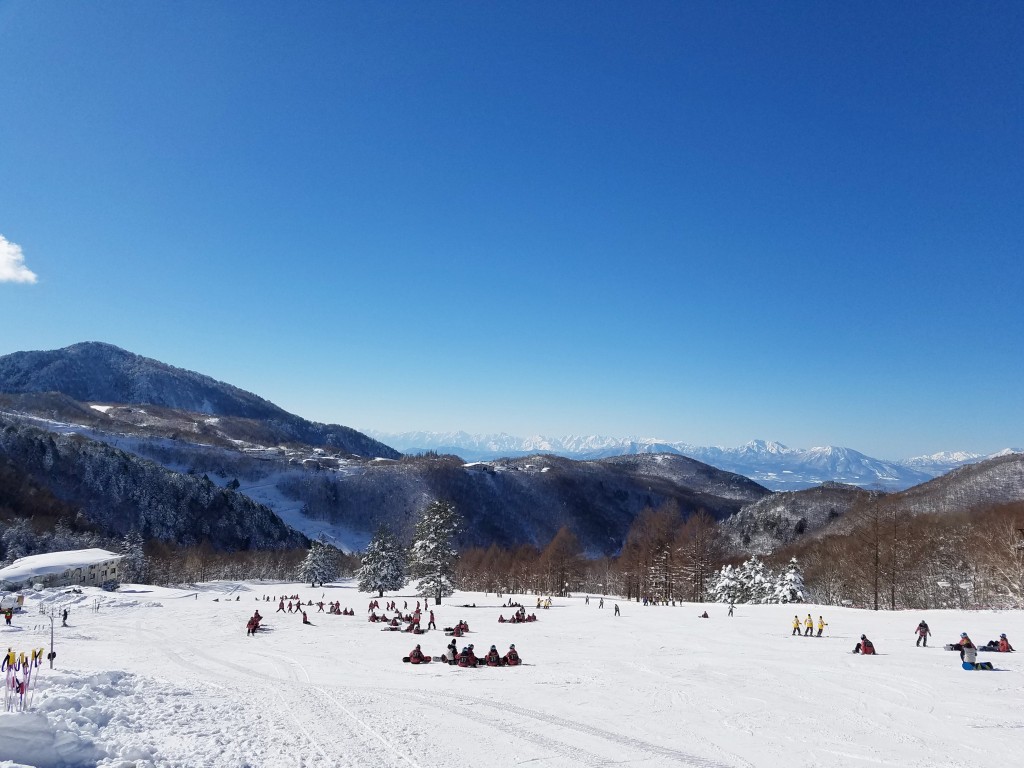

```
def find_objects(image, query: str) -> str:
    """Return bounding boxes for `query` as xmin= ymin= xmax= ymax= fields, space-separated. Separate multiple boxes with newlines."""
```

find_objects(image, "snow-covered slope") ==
xmin=2 ymin=580 xmax=1022 ymax=768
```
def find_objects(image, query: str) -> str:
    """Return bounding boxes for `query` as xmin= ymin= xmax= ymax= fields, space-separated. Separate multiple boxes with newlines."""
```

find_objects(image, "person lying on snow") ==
xmin=853 ymin=635 xmax=876 ymax=655
xmin=484 ymin=646 xmax=502 ymax=666
xmin=408 ymin=644 xmax=427 ymax=664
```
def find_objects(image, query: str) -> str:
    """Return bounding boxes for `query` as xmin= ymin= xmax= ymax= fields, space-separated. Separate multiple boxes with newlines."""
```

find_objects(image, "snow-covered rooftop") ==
xmin=0 ymin=548 xmax=123 ymax=582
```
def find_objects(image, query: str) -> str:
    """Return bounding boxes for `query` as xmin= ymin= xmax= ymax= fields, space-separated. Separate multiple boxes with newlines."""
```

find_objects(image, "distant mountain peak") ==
xmin=367 ymin=430 xmax=988 ymax=491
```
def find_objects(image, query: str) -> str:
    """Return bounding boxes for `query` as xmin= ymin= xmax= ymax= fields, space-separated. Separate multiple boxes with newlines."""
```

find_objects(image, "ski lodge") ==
xmin=0 ymin=548 xmax=124 ymax=590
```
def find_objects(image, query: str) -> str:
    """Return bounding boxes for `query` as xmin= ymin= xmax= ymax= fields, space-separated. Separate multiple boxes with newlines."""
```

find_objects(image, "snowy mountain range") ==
xmin=366 ymin=432 xmax=1016 ymax=491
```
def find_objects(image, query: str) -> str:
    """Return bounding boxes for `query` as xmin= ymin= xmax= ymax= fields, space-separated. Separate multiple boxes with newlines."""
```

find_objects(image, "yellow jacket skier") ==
xmin=804 ymin=614 xmax=814 ymax=636
xmin=792 ymin=616 xmax=801 ymax=635
xmin=817 ymin=616 xmax=827 ymax=637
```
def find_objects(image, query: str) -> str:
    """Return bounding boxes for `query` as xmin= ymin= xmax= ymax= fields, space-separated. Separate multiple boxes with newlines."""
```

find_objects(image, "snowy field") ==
xmin=1 ymin=582 xmax=1022 ymax=768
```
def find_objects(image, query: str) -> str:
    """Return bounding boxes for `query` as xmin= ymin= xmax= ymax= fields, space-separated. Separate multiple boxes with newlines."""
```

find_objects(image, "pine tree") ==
xmin=708 ymin=563 xmax=742 ymax=604
xmin=738 ymin=557 xmax=774 ymax=604
xmin=118 ymin=530 xmax=149 ymax=584
xmin=298 ymin=535 xmax=340 ymax=587
xmin=408 ymin=500 xmax=461 ymax=605
xmin=356 ymin=526 xmax=407 ymax=597
xmin=773 ymin=557 xmax=807 ymax=603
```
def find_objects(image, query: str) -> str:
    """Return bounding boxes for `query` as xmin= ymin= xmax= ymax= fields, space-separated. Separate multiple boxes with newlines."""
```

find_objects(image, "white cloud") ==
xmin=0 ymin=234 xmax=38 ymax=283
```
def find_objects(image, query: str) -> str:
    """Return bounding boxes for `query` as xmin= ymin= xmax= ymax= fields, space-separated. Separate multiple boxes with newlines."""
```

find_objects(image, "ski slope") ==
xmin=2 ymin=582 xmax=1022 ymax=768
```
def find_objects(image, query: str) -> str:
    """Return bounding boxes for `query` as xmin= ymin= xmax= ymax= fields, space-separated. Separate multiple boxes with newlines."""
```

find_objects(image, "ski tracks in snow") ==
xmin=132 ymin=621 xmax=410 ymax=768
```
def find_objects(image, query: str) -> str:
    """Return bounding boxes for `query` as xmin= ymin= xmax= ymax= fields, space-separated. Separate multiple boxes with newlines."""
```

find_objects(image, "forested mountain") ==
xmin=721 ymin=453 xmax=1024 ymax=558
xmin=721 ymin=483 xmax=876 ymax=555
xmin=0 ymin=416 xmax=307 ymax=551
xmin=0 ymin=343 xmax=399 ymax=458
xmin=138 ymin=447 xmax=770 ymax=556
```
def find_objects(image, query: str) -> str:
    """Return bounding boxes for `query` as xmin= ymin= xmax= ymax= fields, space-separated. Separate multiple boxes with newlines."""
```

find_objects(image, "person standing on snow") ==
xmin=62 ymin=608 xmax=69 ymax=627
xmin=614 ymin=604 xmax=620 ymax=616
xmin=427 ymin=610 xmax=436 ymax=630
xmin=804 ymin=614 xmax=814 ymax=636
xmin=728 ymin=603 xmax=734 ymax=617
xmin=816 ymin=616 xmax=827 ymax=637
xmin=915 ymin=621 xmax=931 ymax=647
xmin=792 ymin=616 xmax=801 ymax=636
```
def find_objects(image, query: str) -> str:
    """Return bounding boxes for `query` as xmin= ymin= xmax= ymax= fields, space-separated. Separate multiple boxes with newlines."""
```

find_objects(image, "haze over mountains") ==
xmin=367 ymin=431 xmax=1012 ymax=491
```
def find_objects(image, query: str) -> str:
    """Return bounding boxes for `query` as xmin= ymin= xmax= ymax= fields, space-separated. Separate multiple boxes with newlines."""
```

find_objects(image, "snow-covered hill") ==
xmin=367 ymin=432 xmax=1013 ymax=490
xmin=2 ymin=579 xmax=1022 ymax=767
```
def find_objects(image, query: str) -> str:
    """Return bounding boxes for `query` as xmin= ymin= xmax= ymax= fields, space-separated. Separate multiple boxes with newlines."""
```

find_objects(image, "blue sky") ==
xmin=1 ymin=1 xmax=1021 ymax=459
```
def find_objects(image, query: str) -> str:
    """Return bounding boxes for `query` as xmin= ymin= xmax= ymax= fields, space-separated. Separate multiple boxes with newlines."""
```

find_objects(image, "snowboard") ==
xmin=962 ymin=661 xmax=994 ymax=670
xmin=401 ymin=656 xmax=432 ymax=664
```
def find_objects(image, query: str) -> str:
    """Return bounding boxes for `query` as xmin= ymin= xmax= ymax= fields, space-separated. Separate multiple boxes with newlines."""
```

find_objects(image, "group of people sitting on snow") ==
xmin=245 ymin=610 xmax=263 ymax=636
xmin=370 ymin=608 xmax=427 ymax=633
xmin=446 ymin=619 xmax=470 ymax=636
xmin=498 ymin=607 xmax=537 ymax=623
xmin=315 ymin=601 xmax=353 ymax=615
xmin=417 ymin=639 xmax=520 ymax=667
xmin=948 ymin=631 xmax=1014 ymax=662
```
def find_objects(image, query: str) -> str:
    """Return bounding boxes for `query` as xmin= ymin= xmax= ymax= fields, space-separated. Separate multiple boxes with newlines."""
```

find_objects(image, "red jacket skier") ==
xmin=854 ymin=635 xmax=876 ymax=655
xmin=504 ymin=644 xmax=521 ymax=666
xmin=458 ymin=645 xmax=478 ymax=668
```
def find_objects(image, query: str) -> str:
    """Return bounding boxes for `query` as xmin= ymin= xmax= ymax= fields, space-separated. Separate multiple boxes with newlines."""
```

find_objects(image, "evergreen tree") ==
xmin=708 ymin=563 xmax=744 ymax=604
xmin=408 ymin=500 xmax=461 ymax=605
xmin=773 ymin=557 xmax=807 ymax=603
xmin=356 ymin=526 xmax=407 ymax=597
xmin=298 ymin=535 xmax=340 ymax=587
xmin=738 ymin=556 xmax=774 ymax=604
xmin=119 ymin=530 xmax=149 ymax=584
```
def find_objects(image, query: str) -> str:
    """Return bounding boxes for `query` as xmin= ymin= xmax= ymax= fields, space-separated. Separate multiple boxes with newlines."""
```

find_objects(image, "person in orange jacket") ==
xmin=998 ymin=633 xmax=1015 ymax=652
